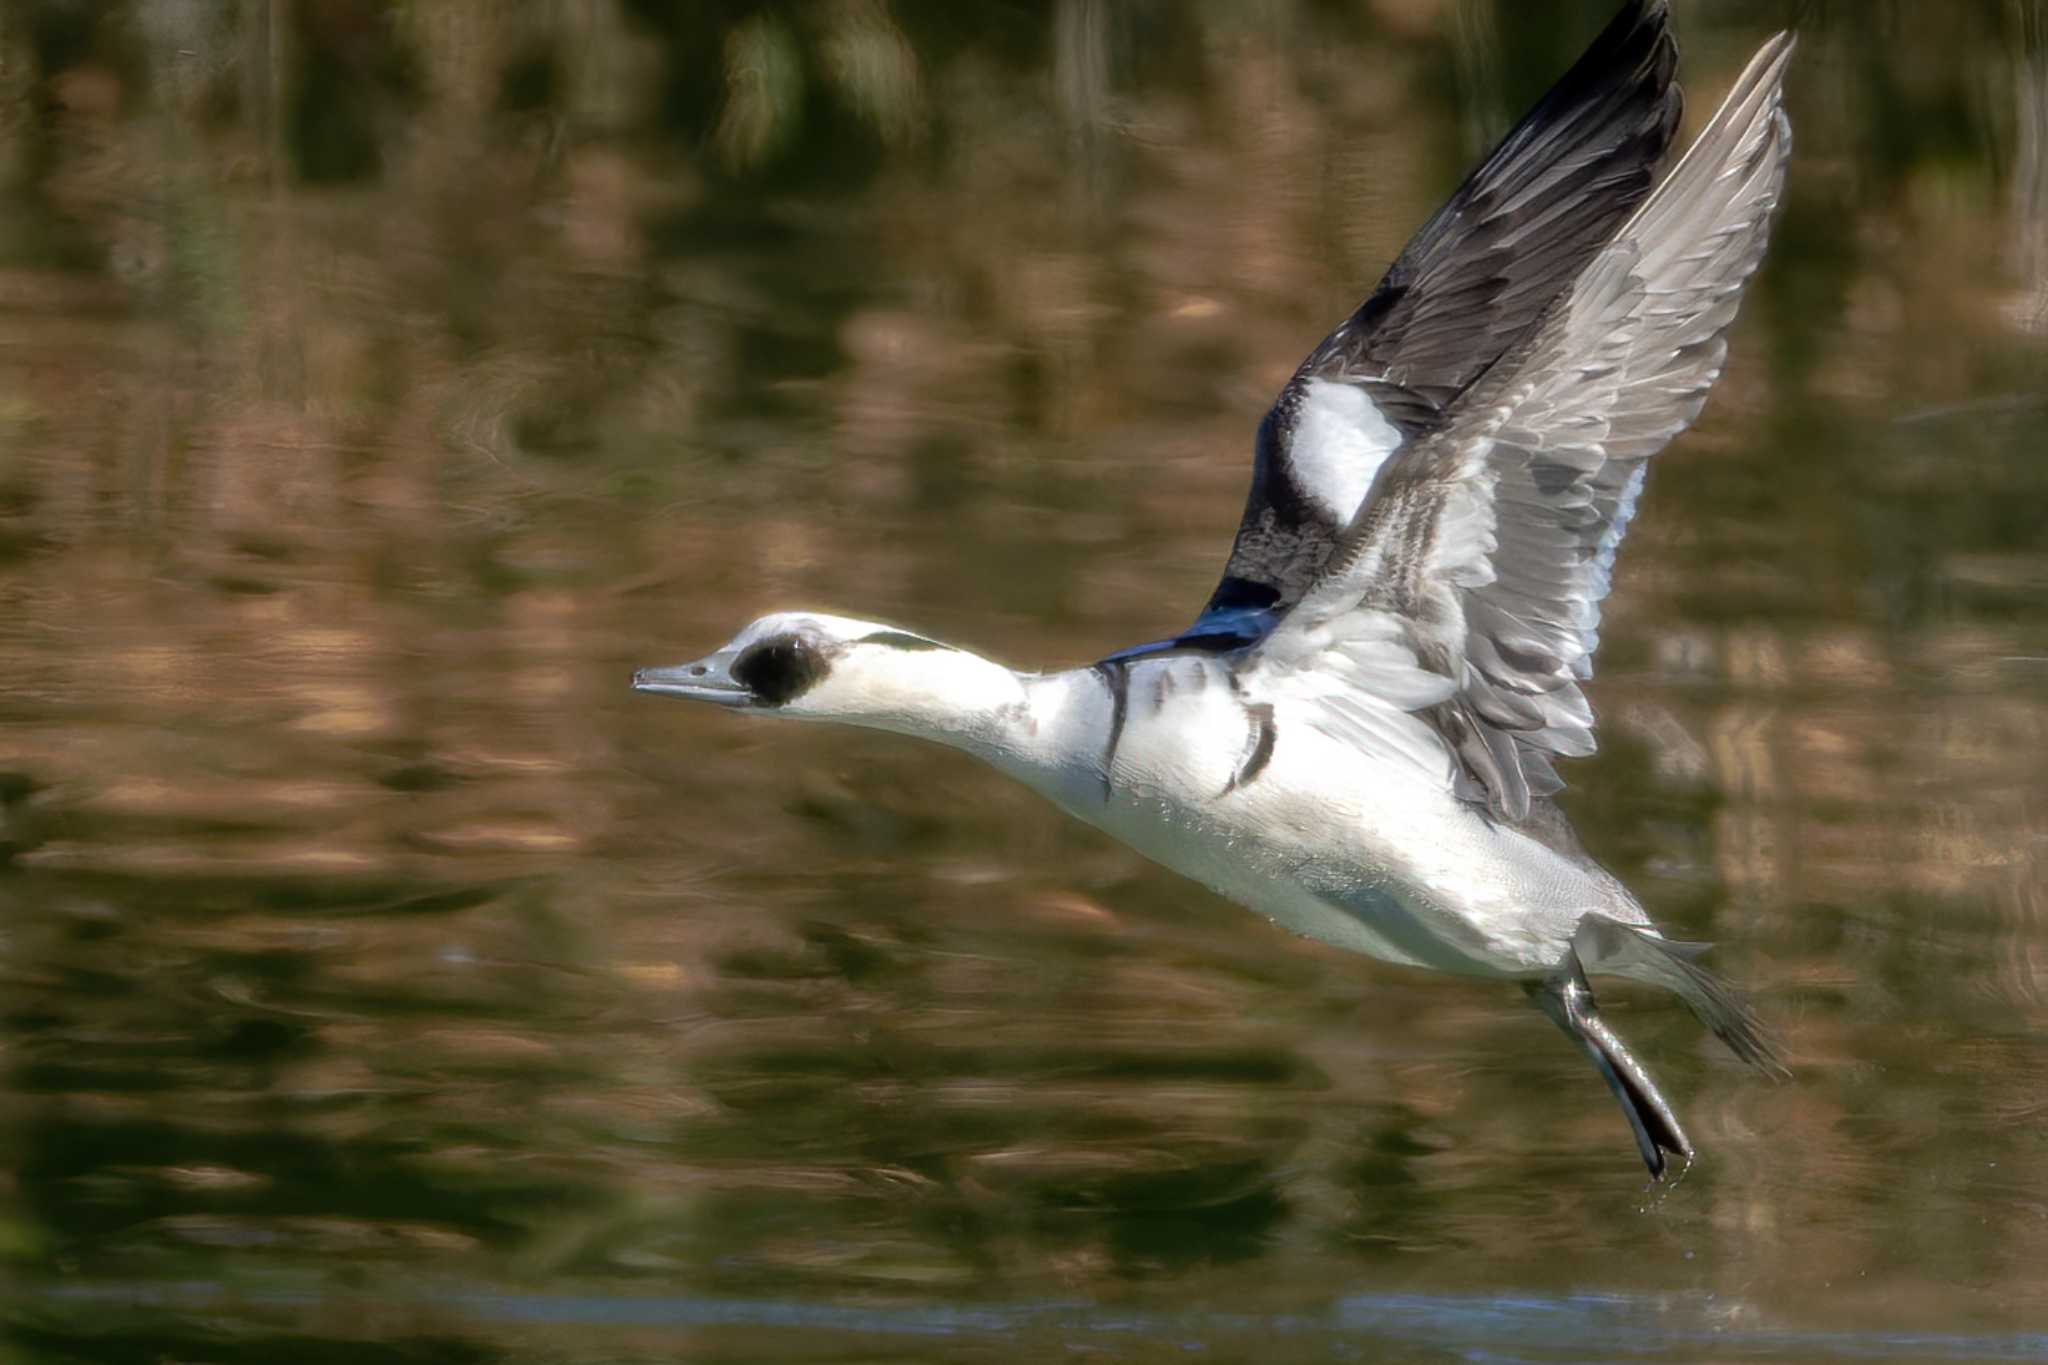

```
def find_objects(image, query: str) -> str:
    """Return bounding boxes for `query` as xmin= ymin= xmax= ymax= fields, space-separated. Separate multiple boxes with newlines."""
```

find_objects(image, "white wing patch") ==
xmin=1286 ymin=379 xmax=1405 ymax=521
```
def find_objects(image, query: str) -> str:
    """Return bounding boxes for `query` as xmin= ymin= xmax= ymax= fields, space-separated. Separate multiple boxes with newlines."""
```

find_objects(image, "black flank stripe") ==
xmin=1151 ymin=664 xmax=1177 ymax=712
xmin=1223 ymin=703 xmax=1277 ymax=796
xmin=1093 ymin=661 xmax=1130 ymax=800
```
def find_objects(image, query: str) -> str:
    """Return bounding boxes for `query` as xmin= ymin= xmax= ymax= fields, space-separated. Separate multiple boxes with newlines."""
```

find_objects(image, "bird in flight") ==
xmin=637 ymin=0 xmax=1795 ymax=1179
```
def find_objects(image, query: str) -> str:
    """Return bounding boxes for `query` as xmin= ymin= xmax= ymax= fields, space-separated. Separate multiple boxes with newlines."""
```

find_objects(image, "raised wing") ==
xmin=1246 ymin=32 xmax=1796 ymax=821
xmin=1130 ymin=0 xmax=1683 ymax=662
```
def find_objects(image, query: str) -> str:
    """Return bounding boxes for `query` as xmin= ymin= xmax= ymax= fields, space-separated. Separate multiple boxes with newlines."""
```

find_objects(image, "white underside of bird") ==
xmin=989 ymin=654 xmax=1644 ymax=980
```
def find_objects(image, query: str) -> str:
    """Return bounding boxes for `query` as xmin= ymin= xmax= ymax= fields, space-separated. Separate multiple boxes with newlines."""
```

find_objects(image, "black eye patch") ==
xmin=732 ymin=634 xmax=830 ymax=706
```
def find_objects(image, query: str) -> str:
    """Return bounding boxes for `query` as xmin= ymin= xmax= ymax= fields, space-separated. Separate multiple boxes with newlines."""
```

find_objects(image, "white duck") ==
xmin=637 ymin=0 xmax=1794 ymax=1178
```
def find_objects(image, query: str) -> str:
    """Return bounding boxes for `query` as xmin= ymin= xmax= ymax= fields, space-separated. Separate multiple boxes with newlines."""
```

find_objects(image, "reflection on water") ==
xmin=2 ymin=1 xmax=2045 ymax=1359
xmin=24 ymin=1281 xmax=2048 ymax=1363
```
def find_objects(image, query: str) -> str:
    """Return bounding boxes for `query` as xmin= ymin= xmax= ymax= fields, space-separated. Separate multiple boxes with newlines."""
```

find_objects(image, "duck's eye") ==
xmin=732 ymin=634 xmax=828 ymax=706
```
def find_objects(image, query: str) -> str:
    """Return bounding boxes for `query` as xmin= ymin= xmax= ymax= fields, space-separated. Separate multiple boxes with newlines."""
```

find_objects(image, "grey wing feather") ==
xmin=1249 ymin=32 xmax=1797 ymax=820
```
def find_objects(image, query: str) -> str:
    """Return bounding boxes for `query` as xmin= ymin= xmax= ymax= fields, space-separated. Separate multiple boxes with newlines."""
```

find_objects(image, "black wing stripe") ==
xmin=1222 ymin=704 xmax=1278 ymax=796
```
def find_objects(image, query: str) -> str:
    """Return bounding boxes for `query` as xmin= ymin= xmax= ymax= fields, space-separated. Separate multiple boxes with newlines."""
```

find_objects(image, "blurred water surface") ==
xmin=2 ymin=2 xmax=2046 ymax=1360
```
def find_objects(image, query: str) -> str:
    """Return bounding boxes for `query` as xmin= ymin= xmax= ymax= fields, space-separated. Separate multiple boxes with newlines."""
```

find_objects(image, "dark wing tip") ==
xmin=1475 ymin=0 xmax=1682 ymax=198
xmin=1306 ymin=0 xmax=1686 ymax=405
xmin=1567 ymin=0 xmax=1677 ymax=88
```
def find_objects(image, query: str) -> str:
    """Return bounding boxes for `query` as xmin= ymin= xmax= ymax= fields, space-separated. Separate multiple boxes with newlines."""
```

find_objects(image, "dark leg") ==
xmin=1525 ymin=950 xmax=1694 ymax=1180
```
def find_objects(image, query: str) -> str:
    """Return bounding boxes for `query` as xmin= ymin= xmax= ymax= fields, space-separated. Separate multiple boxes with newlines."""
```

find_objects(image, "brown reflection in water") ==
xmin=2 ymin=1 xmax=2047 ymax=1357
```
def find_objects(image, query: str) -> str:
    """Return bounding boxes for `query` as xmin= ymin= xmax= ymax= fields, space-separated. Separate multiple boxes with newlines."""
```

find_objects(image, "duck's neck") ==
xmin=834 ymin=649 xmax=1109 ymax=807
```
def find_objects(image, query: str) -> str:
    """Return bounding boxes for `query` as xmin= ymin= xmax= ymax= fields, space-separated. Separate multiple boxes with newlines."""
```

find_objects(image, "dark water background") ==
xmin=2 ymin=2 xmax=2046 ymax=1360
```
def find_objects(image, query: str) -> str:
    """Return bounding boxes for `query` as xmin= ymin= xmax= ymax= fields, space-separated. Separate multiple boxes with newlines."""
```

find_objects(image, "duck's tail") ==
xmin=1572 ymin=912 xmax=1790 ymax=1079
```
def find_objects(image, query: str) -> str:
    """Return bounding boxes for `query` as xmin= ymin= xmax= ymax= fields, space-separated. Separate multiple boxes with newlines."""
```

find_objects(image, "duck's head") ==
xmin=633 ymin=611 xmax=997 ymax=731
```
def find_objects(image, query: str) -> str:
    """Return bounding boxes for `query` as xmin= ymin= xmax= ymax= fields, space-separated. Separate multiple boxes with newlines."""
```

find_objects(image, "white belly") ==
xmin=1053 ymin=678 xmax=1621 ymax=979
